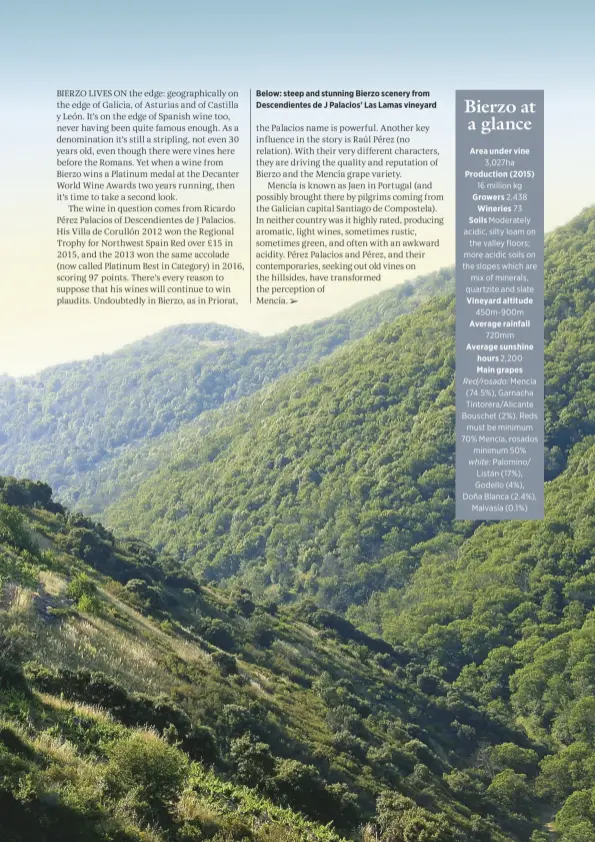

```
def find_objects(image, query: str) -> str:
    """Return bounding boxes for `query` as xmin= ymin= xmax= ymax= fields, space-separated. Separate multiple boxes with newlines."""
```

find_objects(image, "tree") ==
xmin=486 ymin=770 xmax=533 ymax=817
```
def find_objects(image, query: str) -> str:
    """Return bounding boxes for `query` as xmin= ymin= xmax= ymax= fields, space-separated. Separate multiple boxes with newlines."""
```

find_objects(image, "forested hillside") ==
xmin=106 ymin=208 xmax=595 ymax=610
xmin=98 ymin=208 xmax=595 ymax=841
xmin=0 ymin=270 xmax=453 ymax=511
xmin=1 ymin=208 xmax=593 ymax=841
xmin=0 ymin=477 xmax=540 ymax=842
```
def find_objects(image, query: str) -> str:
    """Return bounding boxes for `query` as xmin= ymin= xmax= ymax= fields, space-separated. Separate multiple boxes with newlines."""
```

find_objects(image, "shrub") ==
xmin=325 ymin=782 xmax=361 ymax=828
xmin=249 ymin=618 xmax=276 ymax=648
xmin=326 ymin=705 xmax=366 ymax=737
xmin=64 ymin=527 xmax=113 ymax=569
xmin=272 ymin=759 xmax=322 ymax=805
xmin=331 ymin=730 xmax=368 ymax=761
xmin=0 ymin=505 xmax=39 ymax=559
xmin=76 ymin=593 xmax=102 ymax=615
xmin=183 ymin=726 xmax=218 ymax=765
xmin=374 ymin=652 xmax=394 ymax=669
xmin=236 ymin=595 xmax=256 ymax=618
xmin=211 ymin=652 xmax=238 ymax=676
xmin=217 ymin=704 xmax=265 ymax=741
xmin=106 ymin=730 xmax=188 ymax=809
xmin=200 ymin=619 xmax=236 ymax=651
xmin=229 ymin=734 xmax=275 ymax=787
xmin=417 ymin=673 xmax=445 ymax=696
xmin=66 ymin=573 xmax=97 ymax=601
xmin=122 ymin=578 xmax=165 ymax=612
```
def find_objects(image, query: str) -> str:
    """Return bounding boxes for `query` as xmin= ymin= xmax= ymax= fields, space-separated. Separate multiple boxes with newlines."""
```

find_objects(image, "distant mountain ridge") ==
xmin=0 ymin=268 xmax=453 ymax=509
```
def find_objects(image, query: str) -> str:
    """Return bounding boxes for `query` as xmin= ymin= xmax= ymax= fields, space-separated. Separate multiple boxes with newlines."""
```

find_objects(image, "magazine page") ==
xmin=0 ymin=2 xmax=594 ymax=840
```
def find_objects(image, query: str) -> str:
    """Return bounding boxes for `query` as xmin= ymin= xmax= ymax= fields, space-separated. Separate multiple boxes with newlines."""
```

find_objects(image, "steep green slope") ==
xmin=106 ymin=207 xmax=595 ymax=610
xmin=348 ymin=438 xmax=595 ymax=842
xmin=1 ymin=477 xmax=535 ymax=842
xmin=0 ymin=270 xmax=453 ymax=511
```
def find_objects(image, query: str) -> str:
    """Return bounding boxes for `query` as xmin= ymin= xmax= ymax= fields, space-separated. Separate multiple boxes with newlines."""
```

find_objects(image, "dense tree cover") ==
xmin=1 ymin=477 xmax=531 ymax=841
xmin=0 ymin=270 xmax=452 ymax=511
xmin=106 ymin=208 xmax=594 ymax=612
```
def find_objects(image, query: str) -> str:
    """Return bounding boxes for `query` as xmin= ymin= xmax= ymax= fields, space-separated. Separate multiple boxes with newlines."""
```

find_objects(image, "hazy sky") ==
xmin=1 ymin=0 xmax=594 ymax=376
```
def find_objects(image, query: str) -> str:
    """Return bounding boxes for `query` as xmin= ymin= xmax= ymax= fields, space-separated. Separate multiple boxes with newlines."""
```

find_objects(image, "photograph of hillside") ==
xmin=1 ymin=207 xmax=594 ymax=841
